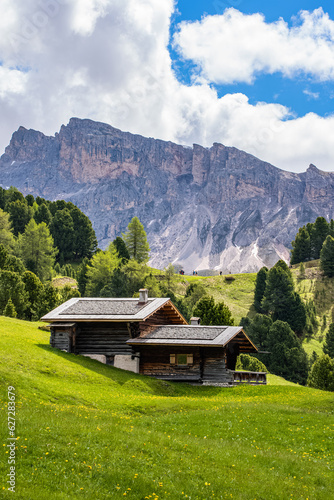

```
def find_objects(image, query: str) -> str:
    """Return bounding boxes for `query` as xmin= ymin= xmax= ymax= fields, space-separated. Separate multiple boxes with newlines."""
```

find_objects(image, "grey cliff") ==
xmin=1 ymin=118 xmax=334 ymax=273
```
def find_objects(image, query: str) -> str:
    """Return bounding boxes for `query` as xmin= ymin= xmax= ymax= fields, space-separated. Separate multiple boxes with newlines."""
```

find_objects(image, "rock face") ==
xmin=1 ymin=118 xmax=334 ymax=273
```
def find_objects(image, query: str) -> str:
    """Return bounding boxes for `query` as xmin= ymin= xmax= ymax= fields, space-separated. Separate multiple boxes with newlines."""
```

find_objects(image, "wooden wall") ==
xmin=138 ymin=346 xmax=201 ymax=381
xmin=50 ymin=328 xmax=72 ymax=351
xmin=74 ymin=322 xmax=132 ymax=356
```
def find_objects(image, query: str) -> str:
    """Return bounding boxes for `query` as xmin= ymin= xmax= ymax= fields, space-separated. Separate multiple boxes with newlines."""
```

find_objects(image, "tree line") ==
xmin=291 ymin=216 xmax=334 ymax=277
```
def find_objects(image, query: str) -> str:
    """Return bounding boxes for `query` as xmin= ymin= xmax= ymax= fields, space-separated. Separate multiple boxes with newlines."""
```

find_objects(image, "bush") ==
xmin=236 ymin=354 xmax=267 ymax=373
xmin=307 ymin=355 xmax=334 ymax=392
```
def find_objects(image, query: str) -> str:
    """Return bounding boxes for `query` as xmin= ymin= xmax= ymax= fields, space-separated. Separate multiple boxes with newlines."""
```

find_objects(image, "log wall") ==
xmin=74 ymin=322 xmax=132 ymax=356
xmin=50 ymin=329 xmax=72 ymax=351
xmin=138 ymin=346 xmax=201 ymax=381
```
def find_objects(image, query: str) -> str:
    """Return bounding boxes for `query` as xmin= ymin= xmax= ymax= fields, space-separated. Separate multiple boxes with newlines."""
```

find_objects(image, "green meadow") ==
xmin=1 ymin=317 xmax=334 ymax=499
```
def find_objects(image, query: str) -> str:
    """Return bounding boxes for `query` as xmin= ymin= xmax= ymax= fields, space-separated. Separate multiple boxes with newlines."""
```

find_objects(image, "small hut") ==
xmin=41 ymin=289 xmax=266 ymax=385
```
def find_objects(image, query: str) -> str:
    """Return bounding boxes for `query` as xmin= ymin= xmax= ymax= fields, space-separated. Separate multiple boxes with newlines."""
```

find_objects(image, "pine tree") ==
xmin=291 ymin=226 xmax=311 ymax=264
xmin=324 ymin=323 xmax=334 ymax=359
xmin=320 ymin=235 xmax=334 ymax=277
xmin=50 ymin=208 xmax=74 ymax=262
xmin=34 ymin=203 xmax=52 ymax=226
xmin=7 ymin=199 xmax=33 ymax=235
xmin=122 ymin=217 xmax=150 ymax=263
xmin=310 ymin=217 xmax=329 ymax=259
xmin=266 ymin=320 xmax=309 ymax=385
xmin=253 ymin=266 xmax=268 ymax=312
xmin=112 ymin=236 xmax=130 ymax=264
xmin=193 ymin=296 xmax=234 ymax=326
xmin=4 ymin=298 xmax=17 ymax=318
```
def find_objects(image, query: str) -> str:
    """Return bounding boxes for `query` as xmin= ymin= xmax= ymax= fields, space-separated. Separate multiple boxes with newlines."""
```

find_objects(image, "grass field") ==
xmin=1 ymin=317 xmax=334 ymax=500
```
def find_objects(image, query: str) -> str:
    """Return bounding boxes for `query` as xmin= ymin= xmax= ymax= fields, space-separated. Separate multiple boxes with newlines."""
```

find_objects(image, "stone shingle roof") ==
xmin=127 ymin=325 xmax=257 ymax=349
xmin=41 ymin=297 xmax=172 ymax=322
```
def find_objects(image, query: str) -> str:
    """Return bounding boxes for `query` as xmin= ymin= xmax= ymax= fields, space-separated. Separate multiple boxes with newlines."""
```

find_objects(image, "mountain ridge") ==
xmin=1 ymin=117 xmax=334 ymax=273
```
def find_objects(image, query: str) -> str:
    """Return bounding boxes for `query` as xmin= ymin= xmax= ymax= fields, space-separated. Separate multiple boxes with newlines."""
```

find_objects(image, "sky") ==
xmin=0 ymin=1 xmax=334 ymax=172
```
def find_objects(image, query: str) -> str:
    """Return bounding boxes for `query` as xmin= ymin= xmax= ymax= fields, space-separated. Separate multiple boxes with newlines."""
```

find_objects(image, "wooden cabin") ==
xmin=41 ymin=289 xmax=266 ymax=385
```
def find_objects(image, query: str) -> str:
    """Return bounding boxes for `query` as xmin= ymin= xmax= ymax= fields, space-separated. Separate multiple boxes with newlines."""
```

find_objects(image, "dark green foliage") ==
xmin=112 ymin=236 xmax=130 ymax=263
xmin=236 ymin=354 xmax=267 ymax=372
xmin=7 ymin=199 xmax=33 ymax=235
xmin=0 ymin=245 xmax=25 ymax=274
xmin=70 ymin=206 xmax=97 ymax=260
xmin=25 ymin=194 xmax=35 ymax=207
xmin=22 ymin=271 xmax=43 ymax=320
xmin=39 ymin=283 xmax=60 ymax=318
xmin=76 ymin=258 xmax=90 ymax=296
xmin=261 ymin=265 xmax=306 ymax=333
xmin=100 ymin=261 xmax=147 ymax=298
xmin=310 ymin=217 xmax=329 ymax=259
xmin=36 ymin=196 xmax=48 ymax=206
xmin=4 ymin=186 xmax=25 ymax=205
xmin=307 ymin=355 xmax=334 ymax=391
xmin=244 ymin=313 xmax=273 ymax=350
xmin=4 ymin=298 xmax=17 ymax=318
xmin=50 ymin=209 xmax=75 ymax=262
xmin=304 ymin=300 xmax=319 ymax=337
xmin=193 ymin=296 xmax=234 ymax=326
xmin=324 ymin=323 xmax=334 ymax=359
xmin=261 ymin=266 xmax=294 ymax=315
xmin=291 ymin=227 xmax=311 ymax=265
xmin=253 ymin=266 xmax=268 ymax=312
xmin=266 ymin=321 xmax=309 ymax=385
xmin=34 ymin=203 xmax=52 ymax=225
xmin=320 ymin=235 xmax=334 ymax=277
xmin=122 ymin=217 xmax=150 ymax=263
xmin=0 ymin=270 xmax=28 ymax=318
xmin=309 ymin=351 xmax=318 ymax=367
xmin=0 ymin=244 xmax=7 ymax=269
xmin=0 ymin=187 xmax=5 ymax=209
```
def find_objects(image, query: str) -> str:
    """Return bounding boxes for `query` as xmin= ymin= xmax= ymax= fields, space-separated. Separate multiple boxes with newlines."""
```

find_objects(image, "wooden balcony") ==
xmin=231 ymin=370 xmax=267 ymax=385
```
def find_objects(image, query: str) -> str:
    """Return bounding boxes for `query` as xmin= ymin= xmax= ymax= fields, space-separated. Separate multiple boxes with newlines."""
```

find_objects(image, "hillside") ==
xmin=172 ymin=263 xmax=334 ymax=356
xmin=1 ymin=317 xmax=333 ymax=499
xmin=1 ymin=118 xmax=334 ymax=274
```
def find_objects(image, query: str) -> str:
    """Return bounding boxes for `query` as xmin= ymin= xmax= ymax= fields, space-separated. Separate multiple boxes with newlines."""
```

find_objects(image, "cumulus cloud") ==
xmin=0 ymin=1 xmax=333 ymax=173
xmin=173 ymin=7 xmax=334 ymax=84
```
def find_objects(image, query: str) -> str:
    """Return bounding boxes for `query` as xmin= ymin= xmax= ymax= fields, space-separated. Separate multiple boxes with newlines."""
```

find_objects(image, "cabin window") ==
xmin=170 ymin=354 xmax=193 ymax=366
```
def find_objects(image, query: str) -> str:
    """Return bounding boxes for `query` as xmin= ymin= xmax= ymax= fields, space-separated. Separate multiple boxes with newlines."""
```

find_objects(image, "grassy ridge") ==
xmin=1 ymin=317 xmax=334 ymax=499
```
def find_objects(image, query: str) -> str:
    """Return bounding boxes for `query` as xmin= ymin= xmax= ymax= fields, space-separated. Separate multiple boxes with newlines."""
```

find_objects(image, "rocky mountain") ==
xmin=1 ymin=117 xmax=334 ymax=273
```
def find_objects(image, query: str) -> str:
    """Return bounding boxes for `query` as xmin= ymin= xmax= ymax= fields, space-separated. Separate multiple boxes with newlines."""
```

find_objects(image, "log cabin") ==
xmin=41 ymin=289 xmax=266 ymax=385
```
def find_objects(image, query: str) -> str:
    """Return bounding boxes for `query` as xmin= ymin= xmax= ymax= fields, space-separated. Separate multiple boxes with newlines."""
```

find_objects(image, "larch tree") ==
xmin=0 ymin=208 xmax=15 ymax=251
xmin=19 ymin=220 xmax=57 ymax=282
xmin=122 ymin=217 xmax=150 ymax=263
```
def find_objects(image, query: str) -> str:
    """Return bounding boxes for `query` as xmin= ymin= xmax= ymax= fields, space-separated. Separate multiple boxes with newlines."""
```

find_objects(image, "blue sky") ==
xmin=0 ymin=0 xmax=334 ymax=172
xmin=172 ymin=1 xmax=334 ymax=118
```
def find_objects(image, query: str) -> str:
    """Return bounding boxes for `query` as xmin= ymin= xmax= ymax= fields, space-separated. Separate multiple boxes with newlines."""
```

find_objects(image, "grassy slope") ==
xmin=174 ymin=265 xmax=334 ymax=357
xmin=174 ymin=273 xmax=257 ymax=325
xmin=1 ymin=317 xmax=334 ymax=500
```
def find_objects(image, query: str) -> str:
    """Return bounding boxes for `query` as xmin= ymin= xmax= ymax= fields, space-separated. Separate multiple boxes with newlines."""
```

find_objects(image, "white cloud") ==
xmin=173 ymin=7 xmax=334 ymax=84
xmin=303 ymin=89 xmax=320 ymax=100
xmin=0 ymin=2 xmax=333 ymax=173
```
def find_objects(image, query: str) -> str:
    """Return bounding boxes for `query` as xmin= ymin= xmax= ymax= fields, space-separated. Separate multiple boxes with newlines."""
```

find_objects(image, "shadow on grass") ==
xmin=36 ymin=344 xmax=211 ymax=398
